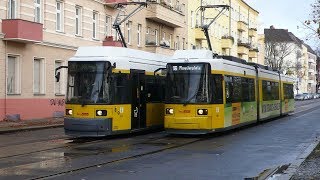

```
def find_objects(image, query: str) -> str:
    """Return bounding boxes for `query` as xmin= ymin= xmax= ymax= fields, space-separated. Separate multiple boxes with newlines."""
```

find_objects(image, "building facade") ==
xmin=264 ymin=27 xmax=317 ymax=94
xmin=305 ymin=44 xmax=317 ymax=93
xmin=0 ymin=0 xmax=187 ymax=121
xmin=187 ymin=0 xmax=261 ymax=62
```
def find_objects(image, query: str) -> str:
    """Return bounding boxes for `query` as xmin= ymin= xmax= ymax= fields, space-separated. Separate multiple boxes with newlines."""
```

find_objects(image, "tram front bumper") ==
xmin=165 ymin=116 xmax=212 ymax=130
xmin=64 ymin=118 xmax=112 ymax=137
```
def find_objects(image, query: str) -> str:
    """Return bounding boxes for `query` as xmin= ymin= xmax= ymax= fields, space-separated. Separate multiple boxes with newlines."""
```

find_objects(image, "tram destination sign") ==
xmin=172 ymin=65 xmax=203 ymax=72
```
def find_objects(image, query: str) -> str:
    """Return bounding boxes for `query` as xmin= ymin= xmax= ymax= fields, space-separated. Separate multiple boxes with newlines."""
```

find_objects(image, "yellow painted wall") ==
xmin=187 ymin=0 xmax=262 ymax=62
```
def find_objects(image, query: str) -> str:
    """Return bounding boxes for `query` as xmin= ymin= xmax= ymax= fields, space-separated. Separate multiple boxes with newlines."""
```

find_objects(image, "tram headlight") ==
xmin=166 ymin=108 xmax=174 ymax=115
xmin=96 ymin=110 xmax=107 ymax=116
xmin=197 ymin=109 xmax=208 ymax=115
xmin=66 ymin=109 xmax=73 ymax=115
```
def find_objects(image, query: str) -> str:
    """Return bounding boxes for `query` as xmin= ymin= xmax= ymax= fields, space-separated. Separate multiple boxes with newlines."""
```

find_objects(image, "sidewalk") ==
xmin=0 ymin=117 xmax=64 ymax=134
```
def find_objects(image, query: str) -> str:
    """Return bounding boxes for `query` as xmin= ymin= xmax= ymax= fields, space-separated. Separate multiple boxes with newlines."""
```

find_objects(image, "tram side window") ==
xmin=284 ymin=84 xmax=294 ymax=99
xmin=272 ymin=82 xmax=279 ymax=100
xmin=242 ymin=78 xmax=255 ymax=102
xmin=225 ymin=75 xmax=242 ymax=103
xmin=225 ymin=76 xmax=233 ymax=103
xmin=232 ymin=76 xmax=242 ymax=102
xmin=262 ymin=80 xmax=279 ymax=101
xmin=262 ymin=81 xmax=271 ymax=101
xmin=146 ymin=76 xmax=165 ymax=103
xmin=212 ymin=74 xmax=223 ymax=104
xmin=114 ymin=73 xmax=131 ymax=104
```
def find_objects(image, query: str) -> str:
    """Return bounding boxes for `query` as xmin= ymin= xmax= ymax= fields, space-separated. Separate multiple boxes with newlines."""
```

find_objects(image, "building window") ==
xmin=155 ymin=29 xmax=158 ymax=45
xmin=75 ymin=6 xmax=82 ymax=36
xmin=137 ymin=24 xmax=141 ymax=46
xmin=55 ymin=61 xmax=64 ymax=95
xmin=7 ymin=0 xmax=16 ymax=19
xmin=175 ymin=36 xmax=179 ymax=50
xmin=105 ymin=15 xmax=111 ymax=36
xmin=34 ymin=0 xmax=41 ymax=23
xmin=169 ymin=34 xmax=172 ymax=48
xmin=191 ymin=11 xmax=194 ymax=28
xmin=146 ymin=27 xmax=150 ymax=34
xmin=56 ymin=1 xmax=63 ymax=32
xmin=34 ymin=58 xmax=45 ymax=94
xmin=7 ymin=55 xmax=20 ymax=94
xmin=127 ymin=21 xmax=132 ymax=44
xmin=182 ymin=38 xmax=185 ymax=50
xmin=92 ymin=11 xmax=98 ymax=39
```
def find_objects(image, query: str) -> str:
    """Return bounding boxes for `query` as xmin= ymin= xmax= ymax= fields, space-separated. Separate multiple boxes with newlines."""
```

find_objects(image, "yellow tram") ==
xmin=164 ymin=50 xmax=295 ymax=134
xmin=59 ymin=46 xmax=167 ymax=137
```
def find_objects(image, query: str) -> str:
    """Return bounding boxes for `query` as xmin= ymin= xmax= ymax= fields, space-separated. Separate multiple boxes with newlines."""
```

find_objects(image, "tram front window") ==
xmin=66 ymin=61 xmax=112 ymax=105
xmin=165 ymin=63 xmax=211 ymax=104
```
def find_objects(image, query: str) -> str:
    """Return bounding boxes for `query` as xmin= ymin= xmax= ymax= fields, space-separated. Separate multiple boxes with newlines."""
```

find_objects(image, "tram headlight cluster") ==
xmin=96 ymin=110 xmax=107 ymax=116
xmin=66 ymin=109 xmax=73 ymax=115
xmin=197 ymin=109 xmax=208 ymax=115
xmin=166 ymin=108 xmax=174 ymax=115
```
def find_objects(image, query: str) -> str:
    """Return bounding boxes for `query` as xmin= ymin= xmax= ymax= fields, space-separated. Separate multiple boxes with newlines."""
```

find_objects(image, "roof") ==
xmin=264 ymin=28 xmax=303 ymax=47
xmin=304 ymin=43 xmax=316 ymax=54
xmin=239 ymin=0 xmax=259 ymax=14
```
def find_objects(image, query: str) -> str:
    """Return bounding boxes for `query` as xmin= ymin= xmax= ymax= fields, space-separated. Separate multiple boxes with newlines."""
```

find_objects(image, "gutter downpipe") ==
xmin=1 ymin=33 xmax=7 ymax=121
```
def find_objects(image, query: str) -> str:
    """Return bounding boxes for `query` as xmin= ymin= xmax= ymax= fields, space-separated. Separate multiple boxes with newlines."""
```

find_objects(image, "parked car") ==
xmin=303 ymin=93 xmax=312 ymax=100
xmin=295 ymin=94 xmax=306 ymax=100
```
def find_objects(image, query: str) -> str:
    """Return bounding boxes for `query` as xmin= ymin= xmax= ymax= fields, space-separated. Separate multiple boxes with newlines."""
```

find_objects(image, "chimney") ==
xmin=270 ymin=25 xmax=275 ymax=29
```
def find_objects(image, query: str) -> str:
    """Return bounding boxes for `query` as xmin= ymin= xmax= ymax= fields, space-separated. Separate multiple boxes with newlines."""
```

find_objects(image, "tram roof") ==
xmin=70 ymin=46 xmax=168 ymax=62
xmin=170 ymin=50 xmax=295 ymax=83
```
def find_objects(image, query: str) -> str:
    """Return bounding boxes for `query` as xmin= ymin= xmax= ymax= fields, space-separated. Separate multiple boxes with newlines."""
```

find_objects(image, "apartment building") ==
xmin=264 ymin=27 xmax=317 ymax=94
xmin=187 ymin=0 xmax=261 ymax=62
xmin=305 ymin=44 xmax=317 ymax=93
xmin=0 ymin=0 xmax=187 ymax=121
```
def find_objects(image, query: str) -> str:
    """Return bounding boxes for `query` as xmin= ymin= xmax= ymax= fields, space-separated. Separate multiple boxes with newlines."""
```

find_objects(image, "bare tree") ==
xmin=302 ymin=1 xmax=320 ymax=40
xmin=264 ymin=40 xmax=295 ymax=72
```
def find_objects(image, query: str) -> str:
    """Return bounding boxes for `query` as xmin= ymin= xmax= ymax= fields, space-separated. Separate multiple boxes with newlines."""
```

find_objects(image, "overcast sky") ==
xmin=246 ymin=0 xmax=317 ymax=47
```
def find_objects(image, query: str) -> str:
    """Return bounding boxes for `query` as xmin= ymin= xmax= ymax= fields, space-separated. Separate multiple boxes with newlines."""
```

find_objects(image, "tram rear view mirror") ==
xmin=55 ymin=72 xmax=61 ymax=82
xmin=154 ymin=68 xmax=167 ymax=76
xmin=55 ymin=66 xmax=68 ymax=82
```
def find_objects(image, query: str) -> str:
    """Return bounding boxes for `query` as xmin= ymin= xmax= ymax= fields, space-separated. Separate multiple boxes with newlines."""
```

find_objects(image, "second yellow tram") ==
xmin=164 ymin=50 xmax=295 ymax=134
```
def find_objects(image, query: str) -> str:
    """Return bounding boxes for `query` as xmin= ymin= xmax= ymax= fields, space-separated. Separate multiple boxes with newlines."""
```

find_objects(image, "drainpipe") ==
xmin=0 ymin=33 xmax=7 ymax=120
xmin=4 ymin=40 xmax=7 ymax=121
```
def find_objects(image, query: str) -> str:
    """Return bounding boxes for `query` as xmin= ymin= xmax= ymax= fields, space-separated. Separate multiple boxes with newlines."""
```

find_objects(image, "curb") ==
xmin=264 ymin=138 xmax=320 ymax=180
xmin=0 ymin=124 xmax=64 ymax=134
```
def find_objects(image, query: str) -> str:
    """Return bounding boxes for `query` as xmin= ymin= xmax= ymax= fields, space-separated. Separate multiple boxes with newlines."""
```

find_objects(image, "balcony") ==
xmin=146 ymin=3 xmax=185 ymax=28
xmin=145 ymin=34 xmax=158 ymax=46
xmin=308 ymin=79 xmax=316 ymax=84
xmin=248 ymin=28 xmax=257 ymax=37
xmin=221 ymin=36 xmax=234 ymax=49
xmin=237 ymin=40 xmax=250 ymax=55
xmin=2 ymin=19 xmax=43 ymax=43
xmin=249 ymin=50 xmax=258 ymax=58
xmin=308 ymin=58 xmax=316 ymax=63
xmin=102 ymin=36 xmax=123 ymax=47
xmin=145 ymin=46 xmax=175 ymax=56
xmin=309 ymin=68 xmax=315 ymax=73
xmin=194 ymin=28 xmax=206 ymax=40
xmin=104 ymin=0 xmax=128 ymax=7
xmin=237 ymin=21 xmax=248 ymax=32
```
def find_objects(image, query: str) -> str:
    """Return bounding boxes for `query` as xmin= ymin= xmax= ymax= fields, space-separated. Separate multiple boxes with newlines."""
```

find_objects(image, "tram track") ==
xmin=0 ymin=100 xmax=319 ymax=180
xmin=31 ymin=135 xmax=205 ymax=180
xmin=30 ymin=100 xmax=320 ymax=180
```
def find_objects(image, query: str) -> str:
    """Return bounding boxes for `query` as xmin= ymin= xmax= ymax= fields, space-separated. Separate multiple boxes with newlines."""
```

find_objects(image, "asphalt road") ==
xmin=0 ymin=99 xmax=320 ymax=180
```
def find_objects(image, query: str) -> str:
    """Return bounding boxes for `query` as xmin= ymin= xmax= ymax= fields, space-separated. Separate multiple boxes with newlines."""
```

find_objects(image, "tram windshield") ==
xmin=165 ymin=63 xmax=211 ymax=104
xmin=66 ymin=61 xmax=112 ymax=105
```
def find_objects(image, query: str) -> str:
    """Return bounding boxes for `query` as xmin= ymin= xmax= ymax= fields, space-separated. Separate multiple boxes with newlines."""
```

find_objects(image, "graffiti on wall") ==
xmin=50 ymin=99 xmax=65 ymax=106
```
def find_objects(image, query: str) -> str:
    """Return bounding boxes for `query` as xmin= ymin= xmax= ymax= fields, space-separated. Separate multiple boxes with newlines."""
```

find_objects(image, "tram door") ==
xmin=130 ymin=69 xmax=146 ymax=130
